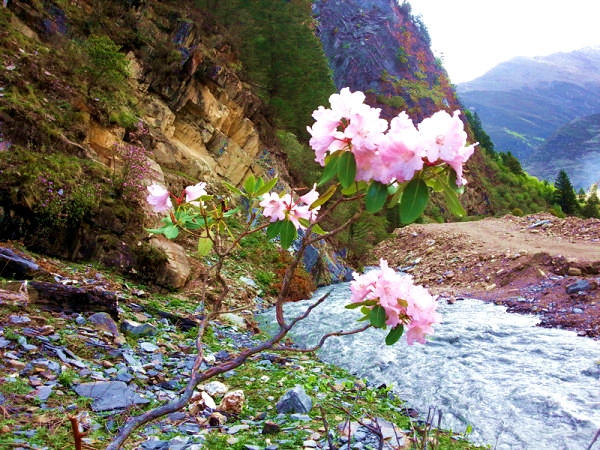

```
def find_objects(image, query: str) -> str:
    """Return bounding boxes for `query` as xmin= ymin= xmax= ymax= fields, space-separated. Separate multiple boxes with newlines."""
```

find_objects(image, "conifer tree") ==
xmin=553 ymin=170 xmax=579 ymax=215
xmin=581 ymin=185 xmax=600 ymax=218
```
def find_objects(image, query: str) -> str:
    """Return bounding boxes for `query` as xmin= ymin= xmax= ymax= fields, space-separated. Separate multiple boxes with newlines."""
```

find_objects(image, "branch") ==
xmin=271 ymin=324 xmax=371 ymax=353
xmin=306 ymin=207 xmax=364 ymax=246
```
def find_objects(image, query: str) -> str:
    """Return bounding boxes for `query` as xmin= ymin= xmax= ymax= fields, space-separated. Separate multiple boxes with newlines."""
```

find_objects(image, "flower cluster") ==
xmin=350 ymin=259 xmax=441 ymax=345
xmin=259 ymin=184 xmax=320 ymax=230
xmin=113 ymin=122 xmax=155 ymax=202
xmin=146 ymin=182 xmax=208 ymax=213
xmin=307 ymin=87 xmax=476 ymax=186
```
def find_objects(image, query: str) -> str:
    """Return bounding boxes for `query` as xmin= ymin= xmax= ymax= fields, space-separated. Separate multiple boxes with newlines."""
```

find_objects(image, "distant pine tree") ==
xmin=581 ymin=185 xmax=600 ymax=218
xmin=553 ymin=170 xmax=579 ymax=215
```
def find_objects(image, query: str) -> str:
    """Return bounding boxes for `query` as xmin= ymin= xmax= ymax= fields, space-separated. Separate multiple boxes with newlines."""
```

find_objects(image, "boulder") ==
xmin=148 ymin=237 xmax=191 ymax=289
xmin=276 ymin=385 xmax=312 ymax=414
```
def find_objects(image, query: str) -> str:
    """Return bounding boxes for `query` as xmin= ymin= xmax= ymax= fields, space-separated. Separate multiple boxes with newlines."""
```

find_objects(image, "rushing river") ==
xmin=259 ymin=280 xmax=600 ymax=449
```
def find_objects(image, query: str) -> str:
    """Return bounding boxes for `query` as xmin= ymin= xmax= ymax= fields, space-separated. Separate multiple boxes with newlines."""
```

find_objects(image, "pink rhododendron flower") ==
xmin=146 ymin=184 xmax=172 ymax=213
xmin=377 ymin=112 xmax=425 ymax=184
xmin=418 ymin=110 xmax=477 ymax=185
xmin=260 ymin=185 xmax=321 ymax=230
xmin=184 ymin=182 xmax=208 ymax=206
xmin=308 ymin=89 xmax=477 ymax=187
xmin=260 ymin=192 xmax=288 ymax=222
xmin=307 ymin=87 xmax=387 ymax=166
xmin=350 ymin=258 xmax=440 ymax=345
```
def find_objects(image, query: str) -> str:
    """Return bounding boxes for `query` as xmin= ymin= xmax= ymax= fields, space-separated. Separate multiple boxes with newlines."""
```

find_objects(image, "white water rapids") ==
xmin=259 ymin=281 xmax=600 ymax=449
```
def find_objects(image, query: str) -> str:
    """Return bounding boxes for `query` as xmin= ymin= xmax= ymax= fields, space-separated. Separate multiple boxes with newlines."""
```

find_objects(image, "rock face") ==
xmin=314 ymin=0 xmax=461 ymax=122
xmin=0 ymin=2 xmax=288 ymax=289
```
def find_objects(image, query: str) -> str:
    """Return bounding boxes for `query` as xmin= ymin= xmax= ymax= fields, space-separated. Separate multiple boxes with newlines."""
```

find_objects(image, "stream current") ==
xmin=260 ymin=280 xmax=600 ymax=449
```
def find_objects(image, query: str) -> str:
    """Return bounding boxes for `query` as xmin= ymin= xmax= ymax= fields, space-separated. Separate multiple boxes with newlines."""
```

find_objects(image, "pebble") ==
xmin=0 ymin=304 xmax=410 ymax=450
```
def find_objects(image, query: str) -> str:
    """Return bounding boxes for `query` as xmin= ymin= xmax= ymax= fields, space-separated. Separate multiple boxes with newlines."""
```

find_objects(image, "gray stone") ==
xmin=0 ymin=337 xmax=11 ymax=348
xmin=140 ymin=342 xmax=159 ymax=353
xmin=123 ymin=352 xmax=146 ymax=373
xmin=204 ymin=380 xmax=228 ymax=397
xmin=227 ymin=424 xmax=250 ymax=434
xmin=88 ymin=312 xmax=126 ymax=345
xmin=34 ymin=385 xmax=53 ymax=402
xmin=0 ymin=247 xmax=40 ymax=279
xmin=276 ymin=385 xmax=313 ymax=414
xmin=120 ymin=319 xmax=158 ymax=337
xmin=290 ymin=413 xmax=311 ymax=421
xmin=73 ymin=381 xmax=150 ymax=411
xmin=17 ymin=336 xmax=37 ymax=351
xmin=566 ymin=279 xmax=597 ymax=294
xmin=75 ymin=315 xmax=86 ymax=325
xmin=167 ymin=436 xmax=189 ymax=449
xmin=140 ymin=440 xmax=169 ymax=450
xmin=239 ymin=276 xmax=258 ymax=288
xmin=10 ymin=315 xmax=31 ymax=324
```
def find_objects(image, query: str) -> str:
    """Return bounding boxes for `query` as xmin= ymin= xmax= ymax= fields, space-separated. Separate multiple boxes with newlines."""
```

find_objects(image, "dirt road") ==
xmin=369 ymin=213 xmax=600 ymax=337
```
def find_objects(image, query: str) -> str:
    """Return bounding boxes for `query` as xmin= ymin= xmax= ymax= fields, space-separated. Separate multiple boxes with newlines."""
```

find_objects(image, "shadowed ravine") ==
xmin=260 ymin=279 xmax=600 ymax=449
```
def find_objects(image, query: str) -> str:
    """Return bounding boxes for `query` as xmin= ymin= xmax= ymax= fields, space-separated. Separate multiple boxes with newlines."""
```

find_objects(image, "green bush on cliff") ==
xmin=0 ymin=147 xmax=104 ymax=228
xmin=206 ymin=0 xmax=336 ymax=139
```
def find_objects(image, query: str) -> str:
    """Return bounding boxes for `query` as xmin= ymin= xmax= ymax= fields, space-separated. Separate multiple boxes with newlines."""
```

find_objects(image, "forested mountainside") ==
xmin=0 ymin=0 xmax=558 ymax=281
xmin=527 ymin=113 xmax=600 ymax=189
xmin=457 ymin=47 xmax=600 ymax=170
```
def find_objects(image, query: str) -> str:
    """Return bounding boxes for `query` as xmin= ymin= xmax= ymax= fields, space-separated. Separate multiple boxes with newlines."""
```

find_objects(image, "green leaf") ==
xmin=337 ymin=151 xmax=357 ymax=189
xmin=400 ymin=178 xmax=429 ymax=224
xmin=197 ymin=236 xmax=213 ymax=257
xmin=385 ymin=324 xmax=404 ymax=345
xmin=222 ymin=181 xmax=243 ymax=196
xmin=310 ymin=223 xmax=327 ymax=235
xmin=243 ymin=174 xmax=257 ymax=195
xmin=369 ymin=305 xmax=387 ymax=328
xmin=442 ymin=186 xmax=466 ymax=218
xmin=267 ymin=221 xmax=283 ymax=239
xmin=183 ymin=218 xmax=207 ymax=230
xmin=318 ymin=152 xmax=341 ymax=186
xmin=255 ymin=177 xmax=278 ymax=197
xmin=163 ymin=225 xmax=179 ymax=239
xmin=223 ymin=206 xmax=240 ymax=218
xmin=279 ymin=220 xmax=297 ymax=249
xmin=425 ymin=176 xmax=445 ymax=192
xmin=145 ymin=227 xmax=166 ymax=235
xmin=310 ymin=184 xmax=336 ymax=210
xmin=365 ymin=181 xmax=389 ymax=213
xmin=435 ymin=172 xmax=466 ymax=218
xmin=345 ymin=299 xmax=378 ymax=310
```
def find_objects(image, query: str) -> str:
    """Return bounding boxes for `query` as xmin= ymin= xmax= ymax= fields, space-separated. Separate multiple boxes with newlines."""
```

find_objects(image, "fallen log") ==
xmin=26 ymin=281 xmax=119 ymax=319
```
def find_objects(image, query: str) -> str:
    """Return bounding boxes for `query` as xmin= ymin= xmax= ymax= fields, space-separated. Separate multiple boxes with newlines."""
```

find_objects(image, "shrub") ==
xmin=82 ymin=34 xmax=130 ymax=97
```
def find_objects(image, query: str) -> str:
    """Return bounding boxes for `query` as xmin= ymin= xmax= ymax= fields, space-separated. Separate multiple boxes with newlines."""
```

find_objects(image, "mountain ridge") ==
xmin=457 ymin=46 xmax=600 ymax=169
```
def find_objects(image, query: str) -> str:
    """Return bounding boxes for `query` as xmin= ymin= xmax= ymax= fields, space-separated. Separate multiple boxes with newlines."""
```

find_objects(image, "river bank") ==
xmin=0 ymin=244 xmax=483 ymax=449
xmin=369 ymin=213 xmax=600 ymax=338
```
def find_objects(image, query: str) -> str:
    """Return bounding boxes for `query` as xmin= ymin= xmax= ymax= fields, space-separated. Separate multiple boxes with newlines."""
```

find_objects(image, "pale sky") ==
xmin=407 ymin=0 xmax=600 ymax=83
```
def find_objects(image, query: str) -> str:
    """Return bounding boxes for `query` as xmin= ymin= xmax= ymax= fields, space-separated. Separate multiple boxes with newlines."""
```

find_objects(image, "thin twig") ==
xmin=319 ymin=405 xmax=337 ymax=450
xmin=271 ymin=324 xmax=371 ymax=353
xmin=587 ymin=428 xmax=600 ymax=450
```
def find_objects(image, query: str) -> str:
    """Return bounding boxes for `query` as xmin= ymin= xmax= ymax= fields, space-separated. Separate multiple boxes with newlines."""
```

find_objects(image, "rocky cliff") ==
xmin=0 ymin=1 xmax=290 ymax=287
xmin=314 ymin=0 xmax=460 ymax=121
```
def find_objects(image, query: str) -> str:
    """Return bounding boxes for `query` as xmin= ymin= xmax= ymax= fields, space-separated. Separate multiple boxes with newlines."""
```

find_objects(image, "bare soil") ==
xmin=369 ymin=213 xmax=600 ymax=338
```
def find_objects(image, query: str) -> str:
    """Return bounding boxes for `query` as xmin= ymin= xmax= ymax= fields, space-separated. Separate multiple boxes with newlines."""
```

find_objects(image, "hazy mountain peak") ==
xmin=458 ymin=46 xmax=600 ymax=93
